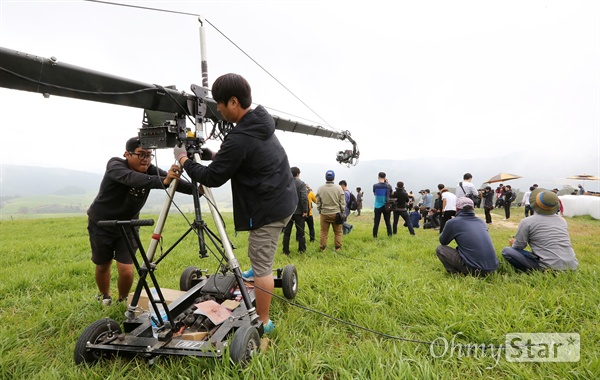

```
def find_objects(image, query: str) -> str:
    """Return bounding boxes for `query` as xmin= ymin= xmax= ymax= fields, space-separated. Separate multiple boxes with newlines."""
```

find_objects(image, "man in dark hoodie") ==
xmin=174 ymin=73 xmax=297 ymax=333
xmin=88 ymin=136 xmax=192 ymax=306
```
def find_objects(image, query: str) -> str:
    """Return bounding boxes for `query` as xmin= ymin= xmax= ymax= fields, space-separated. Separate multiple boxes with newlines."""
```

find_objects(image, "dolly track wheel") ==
xmin=230 ymin=325 xmax=260 ymax=366
xmin=74 ymin=318 xmax=121 ymax=365
xmin=180 ymin=266 xmax=203 ymax=291
xmin=282 ymin=264 xmax=298 ymax=299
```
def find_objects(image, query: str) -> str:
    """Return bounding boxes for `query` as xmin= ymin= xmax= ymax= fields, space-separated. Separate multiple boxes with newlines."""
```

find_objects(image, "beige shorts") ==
xmin=248 ymin=216 xmax=291 ymax=277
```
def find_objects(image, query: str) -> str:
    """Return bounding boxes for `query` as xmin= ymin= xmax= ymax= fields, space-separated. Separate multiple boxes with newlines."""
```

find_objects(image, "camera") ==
xmin=139 ymin=110 xmax=189 ymax=150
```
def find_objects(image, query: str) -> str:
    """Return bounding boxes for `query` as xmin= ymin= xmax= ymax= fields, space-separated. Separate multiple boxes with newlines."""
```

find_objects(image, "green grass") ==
xmin=0 ymin=208 xmax=598 ymax=379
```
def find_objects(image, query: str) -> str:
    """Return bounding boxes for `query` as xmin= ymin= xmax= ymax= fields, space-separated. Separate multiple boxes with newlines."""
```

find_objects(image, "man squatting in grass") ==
xmin=87 ymin=137 xmax=193 ymax=306
xmin=174 ymin=73 xmax=297 ymax=333
xmin=502 ymin=188 xmax=578 ymax=272
xmin=436 ymin=197 xmax=499 ymax=276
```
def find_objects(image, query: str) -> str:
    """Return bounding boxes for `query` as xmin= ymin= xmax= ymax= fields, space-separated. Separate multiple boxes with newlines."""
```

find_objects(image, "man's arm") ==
xmin=439 ymin=221 xmax=454 ymax=245
xmin=511 ymin=222 xmax=529 ymax=250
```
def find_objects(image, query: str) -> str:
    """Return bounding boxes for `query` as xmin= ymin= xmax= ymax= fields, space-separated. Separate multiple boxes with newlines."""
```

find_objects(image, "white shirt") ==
xmin=522 ymin=191 xmax=531 ymax=205
xmin=442 ymin=191 xmax=457 ymax=211
xmin=455 ymin=181 xmax=478 ymax=198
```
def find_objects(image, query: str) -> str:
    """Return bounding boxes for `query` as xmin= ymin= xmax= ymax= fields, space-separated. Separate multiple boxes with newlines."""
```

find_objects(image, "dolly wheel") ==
xmin=180 ymin=266 xmax=202 ymax=291
xmin=230 ymin=325 xmax=260 ymax=366
xmin=74 ymin=318 xmax=121 ymax=365
xmin=281 ymin=264 xmax=298 ymax=299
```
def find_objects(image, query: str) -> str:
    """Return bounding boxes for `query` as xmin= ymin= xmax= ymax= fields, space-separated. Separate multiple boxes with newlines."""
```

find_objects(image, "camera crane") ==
xmin=0 ymin=46 xmax=359 ymax=166
xmin=0 ymin=18 xmax=359 ymax=365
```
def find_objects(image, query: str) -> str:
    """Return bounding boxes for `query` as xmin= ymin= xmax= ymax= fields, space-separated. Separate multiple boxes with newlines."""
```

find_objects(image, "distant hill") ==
xmin=1 ymin=153 xmax=591 ymax=218
xmin=1 ymin=165 xmax=102 ymax=198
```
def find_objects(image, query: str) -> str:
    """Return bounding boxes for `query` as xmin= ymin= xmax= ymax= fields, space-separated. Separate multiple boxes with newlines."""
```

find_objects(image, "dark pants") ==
xmin=393 ymin=209 xmax=415 ymax=235
xmin=282 ymin=213 xmax=306 ymax=253
xmin=373 ymin=206 xmax=392 ymax=237
xmin=501 ymin=247 xmax=541 ymax=272
xmin=504 ymin=202 xmax=512 ymax=219
xmin=484 ymin=206 xmax=493 ymax=224
xmin=524 ymin=205 xmax=534 ymax=217
xmin=436 ymin=245 xmax=492 ymax=276
xmin=439 ymin=210 xmax=456 ymax=233
xmin=305 ymin=215 xmax=315 ymax=242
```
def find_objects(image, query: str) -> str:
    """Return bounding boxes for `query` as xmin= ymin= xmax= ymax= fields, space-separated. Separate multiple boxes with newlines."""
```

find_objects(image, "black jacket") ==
xmin=183 ymin=105 xmax=297 ymax=230
xmin=393 ymin=187 xmax=410 ymax=210
xmin=88 ymin=157 xmax=193 ymax=223
xmin=293 ymin=177 xmax=308 ymax=215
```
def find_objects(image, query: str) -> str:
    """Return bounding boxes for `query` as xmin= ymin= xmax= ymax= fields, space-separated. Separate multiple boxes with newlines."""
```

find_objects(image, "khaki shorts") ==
xmin=248 ymin=216 xmax=291 ymax=277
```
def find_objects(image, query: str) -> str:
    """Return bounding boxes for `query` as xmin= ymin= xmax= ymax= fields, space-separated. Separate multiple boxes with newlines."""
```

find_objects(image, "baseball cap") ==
xmin=456 ymin=197 xmax=474 ymax=210
xmin=325 ymin=170 xmax=335 ymax=181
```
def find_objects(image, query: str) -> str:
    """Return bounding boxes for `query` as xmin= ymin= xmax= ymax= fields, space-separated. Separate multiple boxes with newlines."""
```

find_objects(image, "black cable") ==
xmin=245 ymin=278 xmax=509 ymax=350
xmin=0 ymin=66 xmax=158 ymax=96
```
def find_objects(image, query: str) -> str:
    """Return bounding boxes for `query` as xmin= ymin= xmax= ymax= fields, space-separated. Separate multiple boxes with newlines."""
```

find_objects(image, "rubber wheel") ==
xmin=74 ymin=318 xmax=121 ymax=365
xmin=281 ymin=264 xmax=298 ymax=300
xmin=229 ymin=325 xmax=260 ymax=366
xmin=180 ymin=266 xmax=202 ymax=291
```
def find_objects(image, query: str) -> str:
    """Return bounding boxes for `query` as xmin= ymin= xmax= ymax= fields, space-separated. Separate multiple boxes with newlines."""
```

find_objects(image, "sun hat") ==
xmin=456 ymin=197 xmax=474 ymax=210
xmin=325 ymin=170 xmax=335 ymax=181
xmin=530 ymin=188 xmax=560 ymax=215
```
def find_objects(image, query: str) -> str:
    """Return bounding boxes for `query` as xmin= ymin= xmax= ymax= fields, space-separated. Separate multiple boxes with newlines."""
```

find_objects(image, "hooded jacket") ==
xmin=88 ymin=157 xmax=193 ymax=223
xmin=183 ymin=105 xmax=297 ymax=230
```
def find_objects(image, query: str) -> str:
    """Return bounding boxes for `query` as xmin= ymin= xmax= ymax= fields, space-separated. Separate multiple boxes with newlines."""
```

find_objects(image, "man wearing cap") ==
xmin=436 ymin=197 xmax=498 ymax=276
xmin=316 ymin=170 xmax=345 ymax=251
xmin=88 ymin=136 xmax=192 ymax=306
xmin=501 ymin=188 xmax=578 ymax=272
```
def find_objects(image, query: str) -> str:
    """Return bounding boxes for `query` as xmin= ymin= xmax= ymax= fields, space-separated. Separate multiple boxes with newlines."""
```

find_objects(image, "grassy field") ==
xmin=0 ymin=208 xmax=598 ymax=379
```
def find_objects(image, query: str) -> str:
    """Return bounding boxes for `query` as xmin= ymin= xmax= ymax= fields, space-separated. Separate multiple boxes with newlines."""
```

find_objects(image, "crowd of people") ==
xmin=87 ymin=73 xmax=581 ymax=336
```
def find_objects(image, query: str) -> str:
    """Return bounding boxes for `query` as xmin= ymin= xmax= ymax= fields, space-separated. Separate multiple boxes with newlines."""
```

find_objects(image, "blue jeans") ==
xmin=501 ymin=247 xmax=540 ymax=272
xmin=373 ymin=206 xmax=392 ymax=237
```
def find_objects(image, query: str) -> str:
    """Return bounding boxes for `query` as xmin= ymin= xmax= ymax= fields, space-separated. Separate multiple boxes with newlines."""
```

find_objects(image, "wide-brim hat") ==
xmin=530 ymin=188 xmax=560 ymax=215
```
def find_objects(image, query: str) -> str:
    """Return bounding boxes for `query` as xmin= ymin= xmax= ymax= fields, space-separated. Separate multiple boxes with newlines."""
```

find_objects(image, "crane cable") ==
xmin=82 ymin=0 xmax=336 ymax=131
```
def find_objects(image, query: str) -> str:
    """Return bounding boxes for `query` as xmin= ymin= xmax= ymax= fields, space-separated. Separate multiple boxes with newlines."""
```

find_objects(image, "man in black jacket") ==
xmin=282 ymin=166 xmax=308 ymax=254
xmin=88 ymin=137 xmax=192 ymax=305
xmin=392 ymin=181 xmax=415 ymax=236
xmin=175 ymin=73 xmax=296 ymax=333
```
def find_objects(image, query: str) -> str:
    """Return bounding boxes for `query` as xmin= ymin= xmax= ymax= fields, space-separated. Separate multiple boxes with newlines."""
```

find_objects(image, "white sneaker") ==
xmin=99 ymin=295 xmax=112 ymax=306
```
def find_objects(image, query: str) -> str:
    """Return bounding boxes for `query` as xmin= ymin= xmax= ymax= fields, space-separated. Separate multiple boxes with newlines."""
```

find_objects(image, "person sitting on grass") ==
xmin=436 ymin=197 xmax=499 ymax=276
xmin=423 ymin=208 xmax=440 ymax=229
xmin=409 ymin=206 xmax=421 ymax=228
xmin=501 ymin=188 xmax=578 ymax=272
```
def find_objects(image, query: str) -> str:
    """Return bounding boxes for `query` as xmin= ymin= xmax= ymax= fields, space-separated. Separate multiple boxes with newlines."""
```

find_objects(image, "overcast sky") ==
xmin=0 ymin=0 xmax=598 ymax=191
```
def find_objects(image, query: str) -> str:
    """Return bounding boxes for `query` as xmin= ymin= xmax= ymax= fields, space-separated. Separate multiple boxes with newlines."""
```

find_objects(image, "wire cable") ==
xmin=81 ymin=0 xmax=336 ymax=130
xmin=245 ymin=278 xmax=510 ymax=351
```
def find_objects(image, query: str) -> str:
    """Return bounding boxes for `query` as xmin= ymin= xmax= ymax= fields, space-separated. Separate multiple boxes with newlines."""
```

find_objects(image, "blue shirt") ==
xmin=439 ymin=210 xmax=499 ymax=271
xmin=409 ymin=211 xmax=421 ymax=228
xmin=373 ymin=182 xmax=391 ymax=208
xmin=423 ymin=193 xmax=433 ymax=208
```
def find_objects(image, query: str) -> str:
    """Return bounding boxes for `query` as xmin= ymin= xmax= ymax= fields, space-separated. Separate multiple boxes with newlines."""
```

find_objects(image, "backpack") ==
xmin=508 ymin=192 xmax=517 ymax=203
xmin=348 ymin=192 xmax=358 ymax=211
